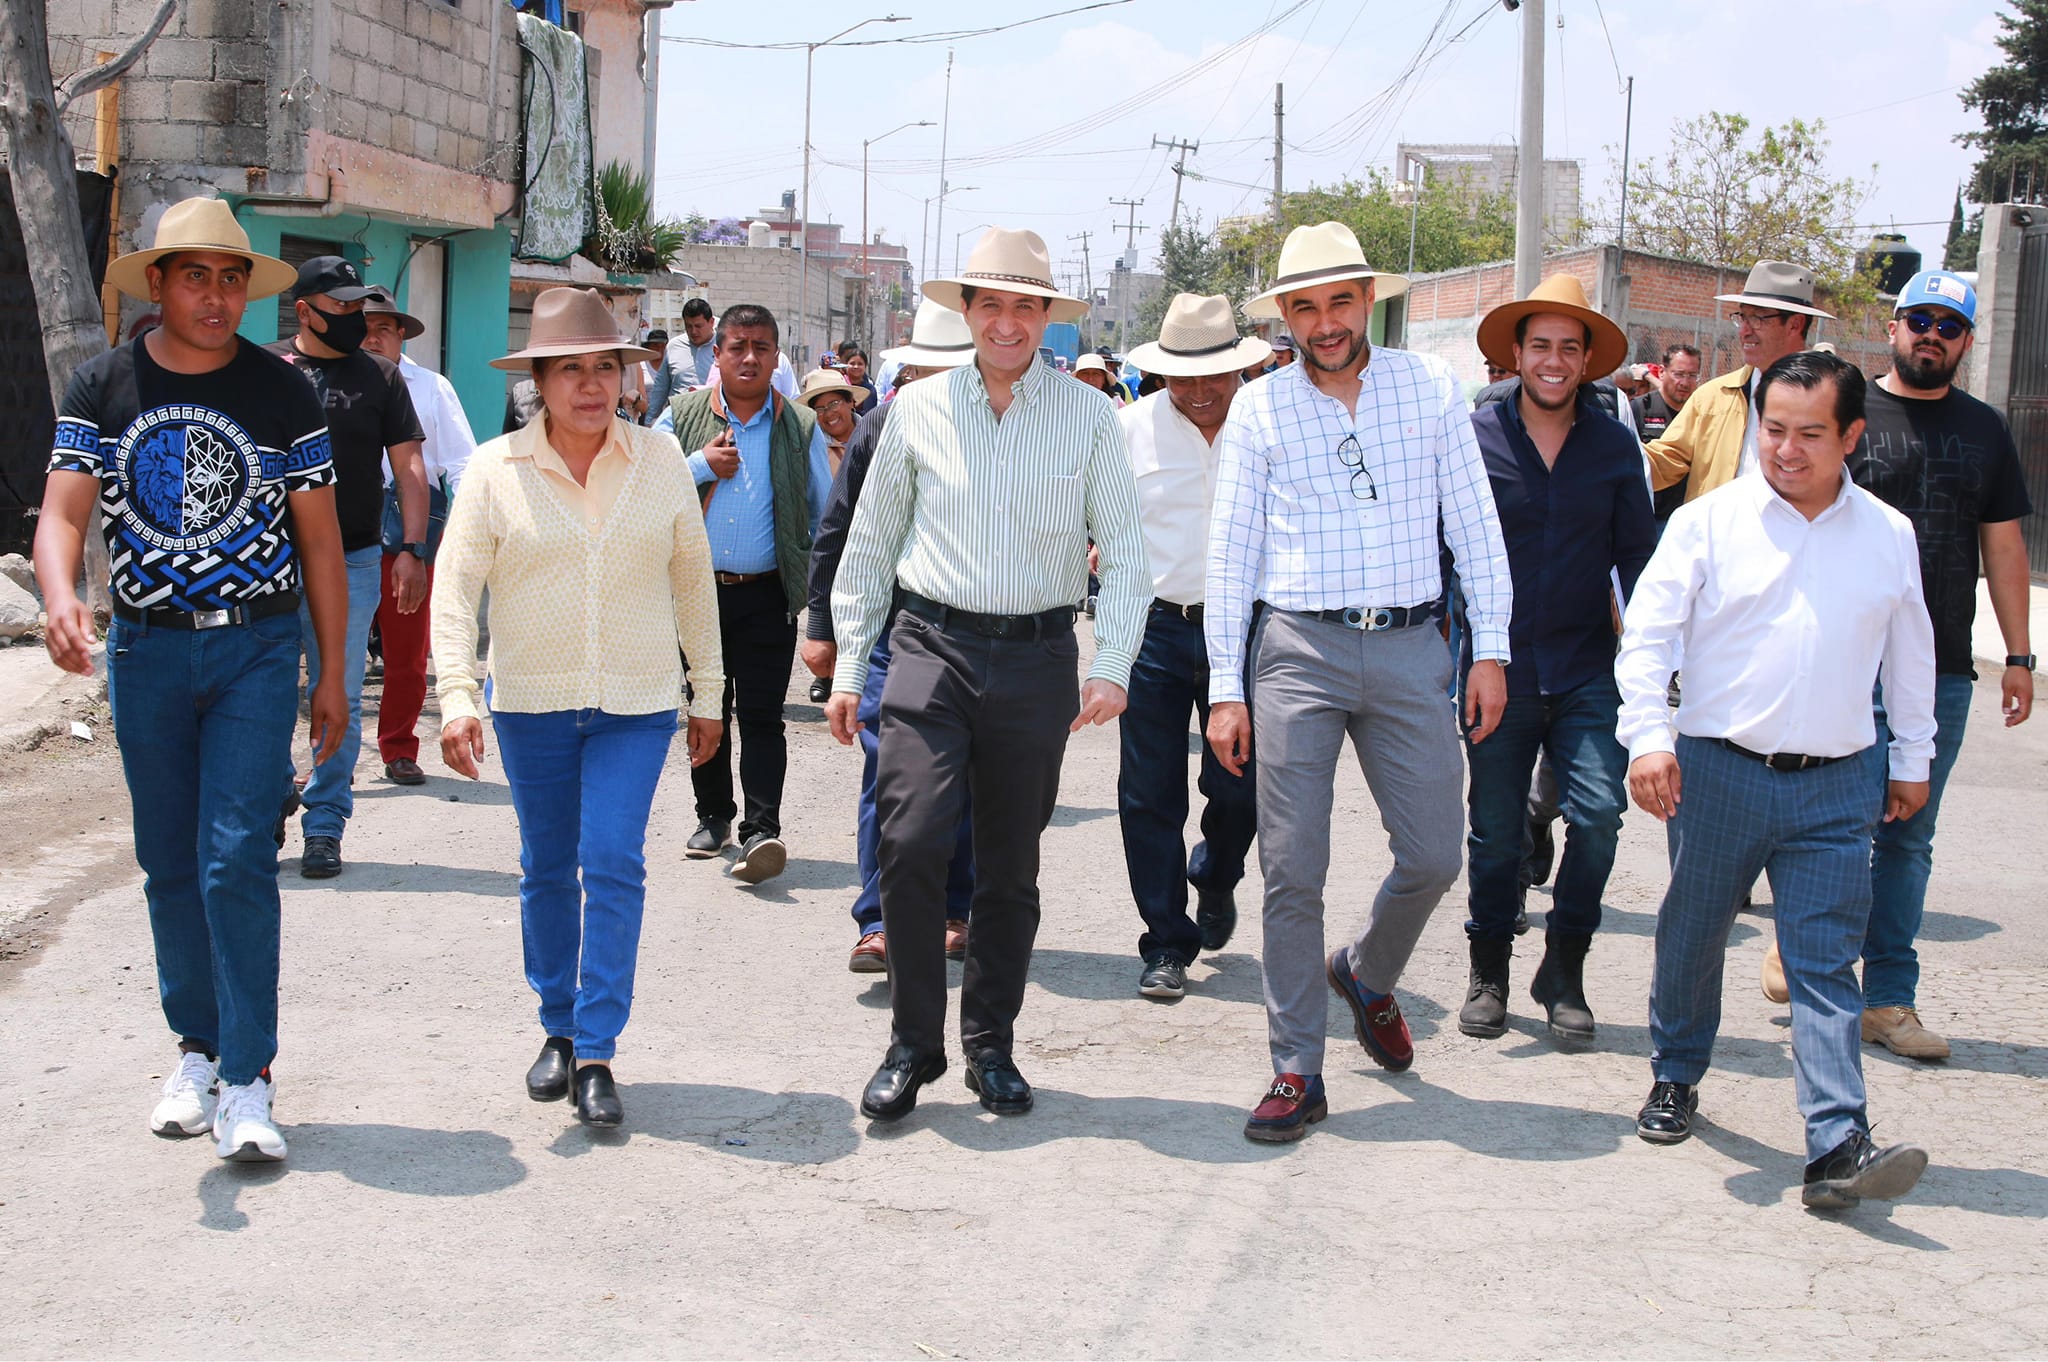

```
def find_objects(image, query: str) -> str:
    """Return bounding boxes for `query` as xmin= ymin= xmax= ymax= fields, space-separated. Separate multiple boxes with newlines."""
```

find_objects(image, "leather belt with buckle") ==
xmin=714 ymin=570 xmax=775 ymax=585
xmin=111 ymin=592 xmax=301 ymax=632
xmin=901 ymin=591 xmax=1075 ymax=641
xmin=1152 ymin=598 xmax=1203 ymax=624
xmin=1307 ymin=601 xmax=1438 ymax=632
xmin=1714 ymin=737 xmax=1844 ymax=772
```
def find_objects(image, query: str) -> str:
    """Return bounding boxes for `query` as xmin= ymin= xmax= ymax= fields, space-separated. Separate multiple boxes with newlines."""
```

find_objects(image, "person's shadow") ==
xmin=196 ymin=1123 xmax=525 ymax=1232
xmin=545 ymin=1082 xmax=861 ymax=1165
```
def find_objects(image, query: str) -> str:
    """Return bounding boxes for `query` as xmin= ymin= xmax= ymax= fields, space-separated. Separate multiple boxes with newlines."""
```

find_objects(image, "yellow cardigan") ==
xmin=430 ymin=417 xmax=725 ymax=726
xmin=1644 ymin=364 xmax=1753 ymax=501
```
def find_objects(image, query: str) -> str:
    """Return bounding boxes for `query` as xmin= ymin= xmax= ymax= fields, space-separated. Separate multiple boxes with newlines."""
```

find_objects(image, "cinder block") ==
xmin=184 ymin=0 xmax=257 ymax=37
xmin=236 ymin=82 xmax=268 ymax=124
xmin=390 ymin=114 xmax=414 ymax=156
xmin=367 ymin=19 xmax=394 ymax=65
xmin=145 ymin=37 xmax=215 ymax=79
xmin=168 ymin=78 xmax=237 ymax=123
xmin=204 ymin=122 xmax=265 ymax=164
xmin=366 ymin=106 xmax=392 ymax=147
xmin=121 ymin=80 xmax=168 ymax=122
xmin=128 ymin=120 xmax=203 ymax=163
xmin=212 ymin=41 xmax=267 ymax=81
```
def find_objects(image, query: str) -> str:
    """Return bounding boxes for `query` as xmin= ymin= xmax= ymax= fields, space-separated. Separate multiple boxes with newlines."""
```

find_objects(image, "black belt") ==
xmin=1152 ymin=598 xmax=1203 ymax=624
xmin=714 ymin=570 xmax=776 ymax=586
xmin=901 ymin=591 xmax=1075 ymax=641
xmin=112 ymin=592 xmax=300 ymax=631
xmin=1713 ymin=737 xmax=1846 ymax=772
xmin=1301 ymin=601 xmax=1438 ymax=632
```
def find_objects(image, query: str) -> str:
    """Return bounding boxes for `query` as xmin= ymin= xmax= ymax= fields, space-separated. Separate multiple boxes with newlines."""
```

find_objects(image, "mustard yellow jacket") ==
xmin=1644 ymin=364 xmax=1752 ymax=501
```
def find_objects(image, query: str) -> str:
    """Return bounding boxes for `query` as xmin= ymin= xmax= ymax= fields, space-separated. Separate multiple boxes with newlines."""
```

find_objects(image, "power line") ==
xmin=660 ymin=1 xmax=1134 ymax=51
xmin=1587 ymin=0 xmax=1626 ymax=92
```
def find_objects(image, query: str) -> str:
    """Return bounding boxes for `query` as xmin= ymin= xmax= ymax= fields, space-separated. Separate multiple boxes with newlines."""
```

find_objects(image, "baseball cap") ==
xmin=1894 ymin=269 xmax=1976 ymax=326
xmin=291 ymin=254 xmax=376 ymax=302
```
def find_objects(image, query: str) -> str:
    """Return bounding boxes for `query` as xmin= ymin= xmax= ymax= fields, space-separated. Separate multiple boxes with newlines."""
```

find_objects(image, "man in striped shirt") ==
xmin=828 ymin=228 xmax=1150 ymax=1123
xmin=1210 ymin=222 xmax=1514 ymax=1143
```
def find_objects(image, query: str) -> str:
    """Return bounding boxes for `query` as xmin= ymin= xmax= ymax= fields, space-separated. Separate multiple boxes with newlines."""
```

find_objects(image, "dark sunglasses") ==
xmin=1902 ymin=310 xmax=1969 ymax=341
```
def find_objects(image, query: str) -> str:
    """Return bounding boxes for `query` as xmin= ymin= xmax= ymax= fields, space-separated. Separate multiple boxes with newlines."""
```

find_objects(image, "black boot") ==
xmin=1457 ymin=937 xmax=1513 ymax=1038
xmin=1530 ymin=930 xmax=1595 ymax=1044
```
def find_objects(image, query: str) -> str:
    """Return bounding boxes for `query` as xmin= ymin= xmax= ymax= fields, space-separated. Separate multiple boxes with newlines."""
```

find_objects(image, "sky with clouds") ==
xmin=651 ymin=0 xmax=2013 ymax=282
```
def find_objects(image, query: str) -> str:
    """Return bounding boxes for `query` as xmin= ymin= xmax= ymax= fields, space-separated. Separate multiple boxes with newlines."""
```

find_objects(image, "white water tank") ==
xmin=747 ymin=220 xmax=773 ymax=249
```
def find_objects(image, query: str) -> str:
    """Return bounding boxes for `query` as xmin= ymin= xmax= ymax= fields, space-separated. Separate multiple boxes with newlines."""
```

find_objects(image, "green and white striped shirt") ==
xmin=831 ymin=357 xmax=1150 ymax=692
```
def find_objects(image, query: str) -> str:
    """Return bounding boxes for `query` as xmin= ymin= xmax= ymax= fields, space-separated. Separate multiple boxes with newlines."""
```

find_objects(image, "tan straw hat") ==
xmin=1073 ymin=353 xmax=1112 ymax=377
xmin=1125 ymin=293 xmax=1272 ymax=377
xmin=1245 ymin=221 xmax=1409 ymax=320
xmin=490 ymin=287 xmax=658 ymax=371
xmin=104 ymin=197 xmax=296 ymax=301
xmin=1713 ymin=259 xmax=1835 ymax=320
xmin=923 ymin=227 xmax=1089 ymax=323
xmin=361 ymin=285 xmax=425 ymax=340
xmin=880 ymin=299 xmax=978 ymax=369
xmin=797 ymin=366 xmax=871 ymax=410
xmin=1476 ymin=273 xmax=1629 ymax=379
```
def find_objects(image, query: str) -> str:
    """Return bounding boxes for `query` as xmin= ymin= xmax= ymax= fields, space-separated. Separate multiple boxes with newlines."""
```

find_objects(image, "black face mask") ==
xmin=307 ymin=304 xmax=368 ymax=355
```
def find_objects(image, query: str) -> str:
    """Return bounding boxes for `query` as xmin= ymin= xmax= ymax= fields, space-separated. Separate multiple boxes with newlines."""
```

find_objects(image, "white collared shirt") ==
xmin=382 ymin=354 xmax=477 ymax=494
xmin=1120 ymin=389 xmax=1220 ymax=606
xmin=1737 ymin=370 xmax=1762 ymax=478
xmin=1614 ymin=469 xmax=1937 ymax=780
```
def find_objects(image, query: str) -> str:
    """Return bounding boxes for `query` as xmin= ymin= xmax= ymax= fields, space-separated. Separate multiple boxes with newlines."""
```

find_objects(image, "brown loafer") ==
xmin=1862 ymin=1006 xmax=1950 ymax=1061
xmin=945 ymin=919 xmax=968 ymax=960
xmin=849 ymin=931 xmax=887 ymax=974
xmin=1760 ymin=941 xmax=1789 ymax=1005
xmin=384 ymin=757 xmax=426 ymax=786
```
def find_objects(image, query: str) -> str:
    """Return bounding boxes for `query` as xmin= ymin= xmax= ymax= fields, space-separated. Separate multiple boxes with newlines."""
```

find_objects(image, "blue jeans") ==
xmin=1117 ymin=606 xmax=1256 ymax=964
xmin=1464 ymin=676 xmax=1628 ymax=941
xmin=852 ymin=628 xmax=972 ymax=934
xmin=493 ymin=708 xmax=677 ymax=1061
xmin=1864 ymin=673 xmax=1973 ymax=1009
xmin=107 ymin=609 xmax=302 ymax=1086
xmin=295 ymin=545 xmax=383 ymax=839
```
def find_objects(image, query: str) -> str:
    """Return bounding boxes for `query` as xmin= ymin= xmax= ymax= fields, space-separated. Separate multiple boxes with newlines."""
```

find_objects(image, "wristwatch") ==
xmin=399 ymin=541 xmax=427 ymax=561
xmin=2007 ymin=654 xmax=2036 ymax=670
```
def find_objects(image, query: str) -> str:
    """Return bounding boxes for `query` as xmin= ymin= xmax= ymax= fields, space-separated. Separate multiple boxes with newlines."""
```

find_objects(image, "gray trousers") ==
xmin=1251 ymin=610 xmax=1465 ymax=1075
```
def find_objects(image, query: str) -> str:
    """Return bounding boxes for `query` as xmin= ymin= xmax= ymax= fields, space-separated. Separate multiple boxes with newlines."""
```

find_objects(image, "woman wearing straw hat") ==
xmin=796 ymin=366 xmax=871 ymax=475
xmin=431 ymin=286 xmax=726 ymax=1128
xmin=35 ymin=196 xmax=351 ymax=1162
xmin=1072 ymin=352 xmax=1124 ymax=404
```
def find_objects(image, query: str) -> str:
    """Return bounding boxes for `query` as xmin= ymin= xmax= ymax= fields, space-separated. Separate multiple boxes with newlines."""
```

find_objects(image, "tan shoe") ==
xmin=1760 ymin=942 xmax=1790 ymax=1004
xmin=848 ymin=931 xmax=887 ymax=974
xmin=1862 ymin=1006 xmax=1951 ymax=1062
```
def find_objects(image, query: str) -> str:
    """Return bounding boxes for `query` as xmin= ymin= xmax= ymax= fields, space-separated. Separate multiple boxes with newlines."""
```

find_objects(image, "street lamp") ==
xmin=954 ymin=221 xmax=995 ymax=275
xmin=863 ymin=119 xmax=934 ymax=352
xmin=801 ymin=14 xmax=909 ymax=365
xmin=921 ymin=184 xmax=975 ymax=281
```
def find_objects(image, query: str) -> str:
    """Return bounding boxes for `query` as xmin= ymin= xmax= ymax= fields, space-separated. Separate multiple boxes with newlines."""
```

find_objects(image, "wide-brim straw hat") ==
xmin=797 ymin=366 xmax=871 ymax=409
xmin=1477 ymin=273 xmax=1630 ymax=379
xmin=490 ymin=287 xmax=658 ymax=371
xmin=1244 ymin=221 xmax=1409 ymax=320
xmin=1125 ymin=293 xmax=1273 ymax=377
xmin=361 ymin=285 xmax=425 ymax=340
xmin=1713 ymin=259 xmax=1835 ymax=320
xmin=1073 ymin=353 xmax=1112 ymax=377
xmin=881 ymin=299 xmax=978 ymax=369
xmin=105 ymin=197 xmax=296 ymax=301
xmin=923 ymin=227 xmax=1089 ymax=324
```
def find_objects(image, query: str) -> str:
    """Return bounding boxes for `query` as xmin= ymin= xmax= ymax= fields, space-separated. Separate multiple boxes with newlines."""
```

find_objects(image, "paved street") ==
xmin=1 ymin=636 xmax=2044 ymax=1358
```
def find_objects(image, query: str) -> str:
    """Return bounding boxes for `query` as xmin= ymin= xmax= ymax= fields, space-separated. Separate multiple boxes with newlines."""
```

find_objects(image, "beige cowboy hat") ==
xmin=1713 ymin=259 xmax=1835 ymax=320
xmin=490 ymin=287 xmax=659 ymax=371
xmin=880 ymin=299 xmax=978 ymax=369
xmin=797 ymin=366 xmax=871 ymax=410
xmin=1477 ymin=273 xmax=1629 ymax=380
xmin=360 ymin=285 xmax=425 ymax=340
xmin=1244 ymin=221 xmax=1409 ymax=320
xmin=105 ymin=197 xmax=296 ymax=301
xmin=1072 ymin=353 xmax=1113 ymax=377
xmin=1125 ymin=293 xmax=1273 ymax=377
xmin=923 ymin=227 xmax=1089 ymax=323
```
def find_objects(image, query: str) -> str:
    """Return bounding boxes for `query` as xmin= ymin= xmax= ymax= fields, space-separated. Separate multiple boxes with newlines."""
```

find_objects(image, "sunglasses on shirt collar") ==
xmin=1901 ymin=309 xmax=1970 ymax=341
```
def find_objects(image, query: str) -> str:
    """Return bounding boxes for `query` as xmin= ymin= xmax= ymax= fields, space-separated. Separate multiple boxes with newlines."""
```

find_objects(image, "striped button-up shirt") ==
xmin=1205 ymin=345 xmax=1513 ymax=703
xmin=831 ymin=356 xmax=1149 ymax=692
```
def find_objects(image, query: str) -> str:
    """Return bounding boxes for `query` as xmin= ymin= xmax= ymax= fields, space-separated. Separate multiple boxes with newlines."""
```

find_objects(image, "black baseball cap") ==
xmin=291 ymin=255 xmax=376 ymax=302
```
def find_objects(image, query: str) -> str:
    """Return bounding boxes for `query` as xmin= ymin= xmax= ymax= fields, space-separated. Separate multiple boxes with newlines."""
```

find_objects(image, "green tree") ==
xmin=1132 ymin=218 xmax=1230 ymax=343
xmin=1944 ymin=184 xmax=1984 ymax=269
xmin=1958 ymin=0 xmax=2048 ymax=204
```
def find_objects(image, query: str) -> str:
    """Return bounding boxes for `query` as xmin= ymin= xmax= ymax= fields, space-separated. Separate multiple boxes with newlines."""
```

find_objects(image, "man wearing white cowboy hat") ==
xmin=34 ymin=195 xmax=353 ymax=1162
xmin=1208 ymin=220 xmax=1513 ymax=1143
xmin=1114 ymin=293 xmax=1268 ymax=1001
xmin=1457 ymin=274 xmax=1656 ymax=1046
xmin=1644 ymin=258 xmax=1835 ymax=503
xmin=828 ymin=227 xmax=1149 ymax=1122
xmin=804 ymin=299 xmax=979 ymax=976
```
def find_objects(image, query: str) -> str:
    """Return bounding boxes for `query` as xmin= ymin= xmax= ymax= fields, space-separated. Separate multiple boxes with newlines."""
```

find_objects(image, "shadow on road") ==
xmin=354 ymin=780 xmax=517 ymax=808
xmin=291 ymin=862 xmax=524 ymax=897
xmin=544 ymin=1083 xmax=861 ymax=1166
xmin=196 ymin=1124 xmax=526 ymax=1232
xmin=1030 ymin=948 xmax=1267 ymax=1006
xmin=1915 ymin=909 xmax=2001 ymax=943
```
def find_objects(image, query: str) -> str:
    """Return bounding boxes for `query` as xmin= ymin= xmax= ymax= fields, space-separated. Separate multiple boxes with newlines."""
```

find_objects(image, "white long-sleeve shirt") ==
xmin=382 ymin=354 xmax=476 ymax=494
xmin=1614 ymin=469 xmax=1937 ymax=781
xmin=1120 ymin=389 xmax=1221 ymax=606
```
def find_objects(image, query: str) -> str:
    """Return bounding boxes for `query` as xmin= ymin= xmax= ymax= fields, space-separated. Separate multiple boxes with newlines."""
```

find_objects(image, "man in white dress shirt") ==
xmin=1114 ymin=294 xmax=1269 ymax=1002
xmin=1617 ymin=349 xmax=1938 ymax=1211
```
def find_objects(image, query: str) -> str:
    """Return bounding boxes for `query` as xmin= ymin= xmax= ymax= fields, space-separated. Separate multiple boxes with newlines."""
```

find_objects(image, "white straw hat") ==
xmin=1244 ymin=221 xmax=1409 ymax=320
xmin=923 ymin=227 xmax=1089 ymax=324
xmin=1125 ymin=293 xmax=1272 ymax=377
xmin=105 ymin=197 xmax=296 ymax=301
xmin=880 ymin=299 xmax=979 ymax=368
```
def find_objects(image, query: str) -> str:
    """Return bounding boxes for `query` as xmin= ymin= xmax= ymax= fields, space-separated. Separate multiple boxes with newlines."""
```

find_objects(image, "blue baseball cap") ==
xmin=1894 ymin=270 xmax=1976 ymax=326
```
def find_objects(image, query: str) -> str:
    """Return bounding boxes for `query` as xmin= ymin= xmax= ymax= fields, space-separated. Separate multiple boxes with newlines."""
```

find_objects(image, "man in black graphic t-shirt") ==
xmin=268 ymin=255 xmax=429 ymax=879
xmin=35 ymin=196 xmax=351 ymax=1163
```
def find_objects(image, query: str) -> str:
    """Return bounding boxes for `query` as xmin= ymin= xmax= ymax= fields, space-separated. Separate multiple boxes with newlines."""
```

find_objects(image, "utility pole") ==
xmin=1271 ymin=84 xmax=1284 ymax=224
xmin=1152 ymin=134 xmax=1199 ymax=229
xmin=934 ymin=49 xmax=954 ymax=276
xmin=1513 ymin=0 xmax=1545 ymax=296
xmin=1110 ymin=197 xmax=1147 ymax=253
xmin=1108 ymin=198 xmax=1146 ymax=353
xmin=1069 ymin=229 xmax=1095 ymax=349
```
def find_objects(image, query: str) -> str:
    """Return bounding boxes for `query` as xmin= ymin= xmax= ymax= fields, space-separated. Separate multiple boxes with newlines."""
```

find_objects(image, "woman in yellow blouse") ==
xmin=431 ymin=288 xmax=725 ymax=1128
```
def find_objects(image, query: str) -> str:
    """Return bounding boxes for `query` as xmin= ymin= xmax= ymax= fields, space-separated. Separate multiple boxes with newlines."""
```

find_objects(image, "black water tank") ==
xmin=1858 ymin=233 xmax=1922 ymax=295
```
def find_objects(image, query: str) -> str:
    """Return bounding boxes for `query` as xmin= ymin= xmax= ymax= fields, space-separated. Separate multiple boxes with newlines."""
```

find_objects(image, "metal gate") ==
xmin=2010 ymin=217 xmax=2048 ymax=575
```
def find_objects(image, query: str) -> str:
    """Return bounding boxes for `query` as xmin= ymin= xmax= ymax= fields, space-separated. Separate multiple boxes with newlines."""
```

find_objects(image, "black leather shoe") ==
xmin=573 ymin=1064 xmax=623 ymax=1127
xmin=1138 ymin=954 xmax=1187 ymax=1000
xmin=963 ymin=1051 xmax=1034 ymax=1115
xmin=860 ymin=1044 xmax=947 ymax=1122
xmin=685 ymin=819 xmax=731 ymax=859
xmin=1802 ymin=1130 xmax=1929 ymax=1210
xmin=526 ymin=1036 xmax=574 ymax=1102
xmin=1636 ymin=1081 xmax=1698 ymax=1144
xmin=1196 ymin=889 xmax=1237 ymax=952
xmin=300 ymin=835 xmax=342 ymax=879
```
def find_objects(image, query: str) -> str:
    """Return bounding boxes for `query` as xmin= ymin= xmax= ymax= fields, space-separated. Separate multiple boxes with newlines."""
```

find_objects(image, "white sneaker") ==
xmin=212 ymin=1076 xmax=287 ymax=1162
xmin=150 ymin=1050 xmax=219 ymax=1137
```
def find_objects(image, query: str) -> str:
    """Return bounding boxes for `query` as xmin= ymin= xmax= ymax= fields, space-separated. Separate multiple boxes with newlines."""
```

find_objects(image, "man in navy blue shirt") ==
xmin=1459 ymin=276 xmax=1655 ymax=1045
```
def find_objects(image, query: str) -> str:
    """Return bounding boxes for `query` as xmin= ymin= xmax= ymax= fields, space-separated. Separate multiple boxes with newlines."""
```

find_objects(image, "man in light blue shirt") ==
xmin=645 ymin=297 xmax=718 ymax=421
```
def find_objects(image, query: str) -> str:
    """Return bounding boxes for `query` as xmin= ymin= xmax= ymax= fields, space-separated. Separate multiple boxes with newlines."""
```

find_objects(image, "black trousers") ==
xmin=690 ymin=577 xmax=798 ymax=841
xmin=874 ymin=608 xmax=1080 ymax=1058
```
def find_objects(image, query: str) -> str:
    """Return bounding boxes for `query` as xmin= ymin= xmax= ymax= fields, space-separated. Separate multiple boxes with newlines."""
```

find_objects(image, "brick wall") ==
xmin=668 ymin=243 xmax=854 ymax=368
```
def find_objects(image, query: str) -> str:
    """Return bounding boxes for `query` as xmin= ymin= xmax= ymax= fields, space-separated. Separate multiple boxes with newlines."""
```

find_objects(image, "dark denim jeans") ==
xmin=1464 ymin=675 xmax=1628 ymax=941
xmin=494 ymin=708 xmax=677 ymax=1061
xmin=294 ymin=543 xmax=383 ymax=839
xmin=852 ymin=628 xmax=972 ymax=935
xmin=1117 ymin=606 xmax=1257 ymax=965
xmin=107 ymin=609 xmax=302 ymax=1086
xmin=1864 ymin=672 xmax=1973 ymax=1009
